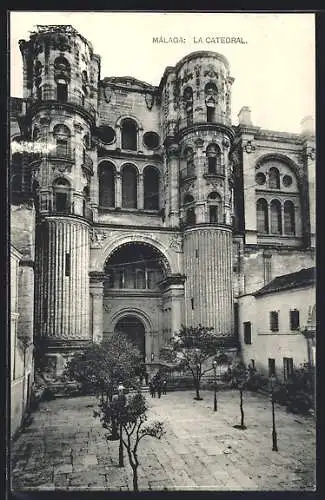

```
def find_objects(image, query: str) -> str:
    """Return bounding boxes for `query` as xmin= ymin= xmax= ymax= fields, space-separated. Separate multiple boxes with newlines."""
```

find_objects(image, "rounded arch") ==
xmin=255 ymin=153 xmax=301 ymax=182
xmin=98 ymin=161 xmax=116 ymax=208
xmin=101 ymin=236 xmax=174 ymax=275
xmin=111 ymin=307 xmax=152 ymax=334
xmin=115 ymin=114 xmax=143 ymax=131
xmin=256 ymin=197 xmax=269 ymax=233
xmin=121 ymin=163 xmax=138 ymax=208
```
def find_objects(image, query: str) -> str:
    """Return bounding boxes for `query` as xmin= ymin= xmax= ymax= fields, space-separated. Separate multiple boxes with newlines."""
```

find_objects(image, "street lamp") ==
xmin=213 ymin=360 xmax=217 ymax=412
xmin=117 ymin=383 xmax=126 ymax=467
xmin=269 ymin=375 xmax=278 ymax=452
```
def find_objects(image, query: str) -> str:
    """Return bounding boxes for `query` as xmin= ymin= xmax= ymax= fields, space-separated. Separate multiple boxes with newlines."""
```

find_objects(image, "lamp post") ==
xmin=270 ymin=375 xmax=278 ymax=452
xmin=213 ymin=360 xmax=217 ymax=411
xmin=117 ymin=383 xmax=126 ymax=467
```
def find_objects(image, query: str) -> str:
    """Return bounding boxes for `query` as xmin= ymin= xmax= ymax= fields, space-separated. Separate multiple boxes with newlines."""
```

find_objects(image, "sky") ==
xmin=10 ymin=11 xmax=315 ymax=133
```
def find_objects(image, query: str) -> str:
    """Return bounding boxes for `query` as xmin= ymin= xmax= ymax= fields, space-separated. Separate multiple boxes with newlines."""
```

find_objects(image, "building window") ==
xmin=207 ymin=107 xmax=215 ymax=123
xmin=284 ymin=200 xmax=296 ymax=235
xmin=290 ymin=309 xmax=300 ymax=330
xmin=53 ymin=178 xmax=70 ymax=213
xmin=53 ymin=124 xmax=71 ymax=158
xmin=65 ymin=253 xmax=71 ymax=277
xmin=268 ymin=167 xmax=280 ymax=189
xmin=270 ymin=311 xmax=279 ymax=331
xmin=283 ymin=357 xmax=294 ymax=380
xmin=183 ymin=147 xmax=195 ymax=178
xmin=191 ymin=298 xmax=194 ymax=310
xmin=250 ymin=359 xmax=255 ymax=369
xmin=57 ymin=82 xmax=68 ymax=102
xmin=268 ymin=358 xmax=276 ymax=376
xmin=144 ymin=166 xmax=159 ymax=210
xmin=209 ymin=206 xmax=218 ymax=223
xmin=206 ymin=144 xmax=221 ymax=174
xmin=122 ymin=164 xmax=137 ymax=209
xmin=256 ymin=198 xmax=269 ymax=233
xmin=270 ymin=199 xmax=282 ymax=234
xmin=243 ymin=322 xmax=252 ymax=344
xmin=121 ymin=119 xmax=137 ymax=150
xmin=99 ymin=162 xmax=115 ymax=208
xmin=183 ymin=87 xmax=193 ymax=126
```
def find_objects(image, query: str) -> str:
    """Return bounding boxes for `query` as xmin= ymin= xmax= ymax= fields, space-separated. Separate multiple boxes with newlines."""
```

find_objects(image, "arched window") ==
xmin=205 ymin=82 xmax=218 ymax=122
xmin=144 ymin=166 xmax=159 ymax=210
xmin=54 ymin=57 xmax=70 ymax=102
xmin=98 ymin=162 xmax=115 ymax=208
xmin=269 ymin=167 xmax=280 ymax=189
xmin=121 ymin=119 xmax=137 ymax=150
xmin=183 ymin=147 xmax=194 ymax=178
xmin=53 ymin=124 xmax=71 ymax=158
xmin=208 ymin=191 xmax=222 ymax=223
xmin=122 ymin=164 xmax=137 ymax=208
xmin=53 ymin=178 xmax=70 ymax=213
xmin=256 ymin=198 xmax=269 ymax=233
xmin=270 ymin=199 xmax=282 ymax=234
xmin=206 ymin=144 xmax=222 ymax=174
xmin=284 ymin=200 xmax=295 ymax=235
xmin=183 ymin=87 xmax=193 ymax=126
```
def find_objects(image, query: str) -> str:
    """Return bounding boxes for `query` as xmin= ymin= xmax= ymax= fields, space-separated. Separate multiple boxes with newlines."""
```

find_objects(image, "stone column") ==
xmin=89 ymin=271 xmax=105 ymax=343
xmin=160 ymin=274 xmax=186 ymax=338
xmin=138 ymin=172 xmax=144 ymax=210
xmin=115 ymin=172 xmax=122 ymax=208
xmin=166 ymin=142 xmax=180 ymax=226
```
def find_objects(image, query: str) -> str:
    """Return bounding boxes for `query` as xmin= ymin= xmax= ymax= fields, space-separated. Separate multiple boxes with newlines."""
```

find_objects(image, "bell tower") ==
xmin=162 ymin=51 xmax=235 ymax=336
xmin=19 ymin=25 xmax=101 ymax=373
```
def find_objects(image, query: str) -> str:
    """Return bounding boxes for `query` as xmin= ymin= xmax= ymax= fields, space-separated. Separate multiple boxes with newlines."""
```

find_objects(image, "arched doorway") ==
xmin=114 ymin=315 xmax=145 ymax=361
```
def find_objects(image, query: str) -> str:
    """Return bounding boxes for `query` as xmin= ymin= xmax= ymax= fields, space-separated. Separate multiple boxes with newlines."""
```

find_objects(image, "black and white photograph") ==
xmin=9 ymin=11 xmax=316 ymax=492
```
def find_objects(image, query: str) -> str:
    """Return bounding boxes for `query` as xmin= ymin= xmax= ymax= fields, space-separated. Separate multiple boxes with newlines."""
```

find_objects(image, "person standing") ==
xmin=162 ymin=379 xmax=167 ymax=395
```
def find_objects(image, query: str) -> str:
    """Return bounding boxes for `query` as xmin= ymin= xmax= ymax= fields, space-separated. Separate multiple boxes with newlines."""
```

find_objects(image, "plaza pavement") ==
xmin=11 ymin=389 xmax=316 ymax=491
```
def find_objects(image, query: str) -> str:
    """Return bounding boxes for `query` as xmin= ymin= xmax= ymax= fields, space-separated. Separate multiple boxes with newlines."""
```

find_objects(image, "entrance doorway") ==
xmin=114 ymin=315 xmax=146 ymax=361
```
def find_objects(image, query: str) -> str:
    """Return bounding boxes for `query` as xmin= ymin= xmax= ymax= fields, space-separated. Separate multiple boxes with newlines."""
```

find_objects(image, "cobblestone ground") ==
xmin=11 ymin=390 xmax=316 ymax=491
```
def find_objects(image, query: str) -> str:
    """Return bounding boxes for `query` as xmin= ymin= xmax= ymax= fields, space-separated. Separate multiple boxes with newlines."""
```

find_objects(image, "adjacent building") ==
xmin=10 ymin=25 xmax=316 ymax=382
xmin=239 ymin=267 xmax=316 ymax=379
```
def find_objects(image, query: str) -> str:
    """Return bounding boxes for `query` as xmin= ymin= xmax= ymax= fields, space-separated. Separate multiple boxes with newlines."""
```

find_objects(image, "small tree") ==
xmin=65 ymin=334 xmax=143 ymax=439
xmin=160 ymin=325 xmax=227 ymax=400
xmin=231 ymin=362 xmax=249 ymax=430
xmin=94 ymin=392 xmax=165 ymax=491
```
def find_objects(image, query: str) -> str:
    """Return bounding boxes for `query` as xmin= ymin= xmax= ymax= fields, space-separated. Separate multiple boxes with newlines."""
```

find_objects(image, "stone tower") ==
xmin=18 ymin=25 xmax=101 ymax=370
xmin=161 ymin=52 xmax=235 ymax=335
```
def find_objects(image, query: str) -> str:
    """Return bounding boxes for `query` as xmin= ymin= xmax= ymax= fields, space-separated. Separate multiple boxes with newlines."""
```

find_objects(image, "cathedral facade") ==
xmin=10 ymin=25 xmax=315 ymax=378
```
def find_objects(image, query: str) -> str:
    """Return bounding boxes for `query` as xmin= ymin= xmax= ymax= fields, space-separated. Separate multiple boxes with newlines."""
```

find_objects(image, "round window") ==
xmin=143 ymin=131 xmax=160 ymax=149
xmin=97 ymin=126 xmax=116 ymax=145
xmin=282 ymin=175 xmax=293 ymax=187
xmin=255 ymin=172 xmax=266 ymax=186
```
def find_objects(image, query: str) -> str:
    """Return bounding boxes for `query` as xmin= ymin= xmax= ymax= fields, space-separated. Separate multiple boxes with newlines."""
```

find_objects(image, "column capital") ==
xmin=89 ymin=270 xmax=106 ymax=283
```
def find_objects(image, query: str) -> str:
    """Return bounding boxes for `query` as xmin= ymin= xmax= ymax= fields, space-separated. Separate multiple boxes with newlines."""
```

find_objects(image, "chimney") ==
xmin=238 ymin=106 xmax=252 ymax=126
xmin=301 ymin=115 xmax=315 ymax=136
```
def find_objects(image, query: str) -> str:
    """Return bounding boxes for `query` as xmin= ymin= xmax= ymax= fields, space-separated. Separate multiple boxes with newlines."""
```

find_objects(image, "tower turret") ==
xmin=19 ymin=25 xmax=101 ymax=373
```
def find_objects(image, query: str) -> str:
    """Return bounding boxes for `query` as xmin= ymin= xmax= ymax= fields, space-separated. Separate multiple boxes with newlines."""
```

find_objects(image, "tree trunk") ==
xmin=240 ymin=389 xmax=244 ymax=427
xmin=132 ymin=464 xmax=139 ymax=491
xmin=194 ymin=378 xmax=202 ymax=400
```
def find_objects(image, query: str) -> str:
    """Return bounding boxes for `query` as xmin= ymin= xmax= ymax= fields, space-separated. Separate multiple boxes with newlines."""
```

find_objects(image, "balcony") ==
xmin=27 ymin=90 xmax=97 ymax=121
xmin=45 ymin=204 xmax=93 ymax=223
xmin=48 ymin=148 xmax=75 ymax=162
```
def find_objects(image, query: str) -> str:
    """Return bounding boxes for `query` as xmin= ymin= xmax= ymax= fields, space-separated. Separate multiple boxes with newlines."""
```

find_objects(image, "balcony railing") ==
xmin=27 ymin=90 xmax=97 ymax=120
xmin=48 ymin=148 xmax=76 ymax=161
xmin=45 ymin=204 xmax=93 ymax=222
